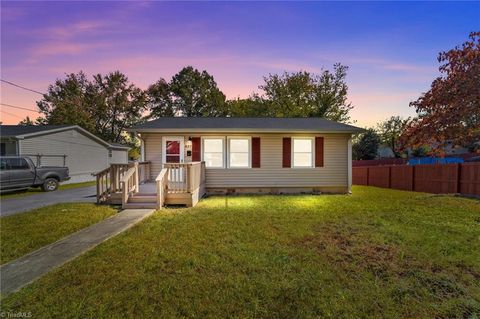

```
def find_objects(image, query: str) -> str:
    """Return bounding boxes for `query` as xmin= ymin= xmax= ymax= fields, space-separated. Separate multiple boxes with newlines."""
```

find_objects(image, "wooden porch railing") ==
xmin=94 ymin=161 xmax=205 ymax=208
xmin=163 ymin=162 xmax=206 ymax=194
xmin=121 ymin=164 xmax=138 ymax=207
xmin=93 ymin=161 xmax=151 ymax=204
xmin=156 ymin=168 xmax=168 ymax=209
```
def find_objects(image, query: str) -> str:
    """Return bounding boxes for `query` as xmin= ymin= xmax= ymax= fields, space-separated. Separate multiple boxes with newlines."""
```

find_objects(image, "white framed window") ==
xmin=292 ymin=138 xmax=314 ymax=168
xmin=228 ymin=137 xmax=251 ymax=168
xmin=202 ymin=138 xmax=225 ymax=168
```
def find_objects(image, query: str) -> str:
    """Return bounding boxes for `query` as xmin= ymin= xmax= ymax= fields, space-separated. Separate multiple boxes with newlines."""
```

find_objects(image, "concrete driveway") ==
xmin=0 ymin=186 xmax=97 ymax=217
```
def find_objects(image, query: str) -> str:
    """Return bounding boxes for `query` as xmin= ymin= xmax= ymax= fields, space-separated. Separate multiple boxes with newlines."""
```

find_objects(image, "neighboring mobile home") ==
xmin=132 ymin=117 xmax=363 ymax=195
xmin=0 ymin=125 xmax=129 ymax=183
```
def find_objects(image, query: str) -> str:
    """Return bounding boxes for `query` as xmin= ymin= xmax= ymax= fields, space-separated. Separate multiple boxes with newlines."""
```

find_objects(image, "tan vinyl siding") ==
xmin=143 ymin=133 xmax=163 ymax=179
xmin=143 ymin=132 xmax=350 ymax=188
xmin=20 ymin=129 xmax=110 ymax=181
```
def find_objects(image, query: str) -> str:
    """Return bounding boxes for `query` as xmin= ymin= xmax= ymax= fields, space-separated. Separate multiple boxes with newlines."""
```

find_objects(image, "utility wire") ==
xmin=0 ymin=109 xmax=24 ymax=119
xmin=0 ymin=79 xmax=45 ymax=95
xmin=0 ymin=103 xmax=41 ymax=113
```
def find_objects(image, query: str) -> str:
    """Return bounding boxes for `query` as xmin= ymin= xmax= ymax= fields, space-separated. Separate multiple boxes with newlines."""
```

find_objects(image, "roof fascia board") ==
xmin=130 ymin=128 xmax=363 ymax=134
xmin=15 ymin=126 xmax=76 ymax=139
xmin=0 ymin=136 xmax=22 ymax=141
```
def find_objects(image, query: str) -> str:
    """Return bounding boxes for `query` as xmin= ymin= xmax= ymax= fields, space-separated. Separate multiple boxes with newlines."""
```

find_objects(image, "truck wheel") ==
xmin=42 ymin=178 xmax=59 ymax=192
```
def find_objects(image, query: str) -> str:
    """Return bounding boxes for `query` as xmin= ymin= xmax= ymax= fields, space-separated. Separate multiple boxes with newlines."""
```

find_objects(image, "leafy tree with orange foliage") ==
xmin=400 ymin=32 xmax=480 ymax=153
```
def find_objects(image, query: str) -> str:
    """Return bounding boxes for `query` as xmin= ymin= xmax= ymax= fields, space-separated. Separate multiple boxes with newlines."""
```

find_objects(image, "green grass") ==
xmin=2 ymin=186 xmax=479 ymax=318
xmin=0 ymin=181 xmax=96 ymax=200
xmin=0 ymin=203 xmax=118 ymax=264
xmin=59 ymin=181 xmax=96 ymax=191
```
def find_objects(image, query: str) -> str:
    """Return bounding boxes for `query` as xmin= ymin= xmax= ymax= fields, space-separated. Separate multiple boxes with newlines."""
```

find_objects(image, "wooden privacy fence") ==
xmin=353 ymin=158 xmax=407 ymax=167
xmin=353 ymin=163 xmax=480 ymax=197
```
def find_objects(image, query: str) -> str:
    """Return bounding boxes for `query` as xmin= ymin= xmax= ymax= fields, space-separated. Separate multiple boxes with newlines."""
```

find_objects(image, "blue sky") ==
xmin=1 ymin=1 xmax=479 ymax=126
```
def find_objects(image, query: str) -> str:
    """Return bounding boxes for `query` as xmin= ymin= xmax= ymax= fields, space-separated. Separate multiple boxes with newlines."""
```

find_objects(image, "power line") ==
xmin=0 ymin=79 xmax=45 ymax=95
xmin=0 ymin=109 xmax=24 ymax=119
xmin=0 ymin=103 xmax=41 ymax=113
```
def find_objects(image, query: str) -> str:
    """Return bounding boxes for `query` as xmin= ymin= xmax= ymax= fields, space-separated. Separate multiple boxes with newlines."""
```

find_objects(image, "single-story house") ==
xmin=131 ymin=117 xmax=363 ymax=195
xmin=0 ymin=125 xmax=129 ymax=183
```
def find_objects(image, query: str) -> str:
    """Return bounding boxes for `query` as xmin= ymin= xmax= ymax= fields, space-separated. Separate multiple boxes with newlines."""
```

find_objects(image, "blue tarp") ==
xmin=407 ymin=157 xmax=464 ymax=166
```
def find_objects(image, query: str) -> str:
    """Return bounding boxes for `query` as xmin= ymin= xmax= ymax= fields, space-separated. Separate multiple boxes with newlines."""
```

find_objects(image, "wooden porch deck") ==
xmin=94 ymin=161 xmax=206 ymax=209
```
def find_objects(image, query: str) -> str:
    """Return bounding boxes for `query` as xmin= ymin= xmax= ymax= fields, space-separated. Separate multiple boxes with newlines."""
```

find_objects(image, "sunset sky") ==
xmin=1 ymin=1 xmax=478 ymax=127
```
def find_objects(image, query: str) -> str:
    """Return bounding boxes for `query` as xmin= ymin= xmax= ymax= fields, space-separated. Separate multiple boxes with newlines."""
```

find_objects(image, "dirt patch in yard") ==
xmin=293 ymin=222 xmax=480 ymax=317
xmin=296 ymin=223 xmax=402 ymax=279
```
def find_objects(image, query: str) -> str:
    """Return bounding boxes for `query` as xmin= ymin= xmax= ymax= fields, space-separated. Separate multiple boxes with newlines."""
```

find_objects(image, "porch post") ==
xmin=110 ymin=165 xmax=115 ymax=192
xmin=134 ymin=162 xmax=140 ymax=193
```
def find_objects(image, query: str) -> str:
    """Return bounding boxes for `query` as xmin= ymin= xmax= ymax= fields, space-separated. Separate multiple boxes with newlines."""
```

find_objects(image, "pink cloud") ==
xmin=347 ymin=57 xmax=435 ymax=74
xmin=40 ymin=20 xmax=109 ymax=40
xmin=311 ymin=53 xmax=436 ymax=76
xmin=381 ymin=62 xmax=434 ymax=73
xmin=248 ymin=60 xmax=323 ymax=74
xmin=24 ymin=19 xmax=114 ymax=60
xmin=31 ymin=42 xmax=105 ymax=57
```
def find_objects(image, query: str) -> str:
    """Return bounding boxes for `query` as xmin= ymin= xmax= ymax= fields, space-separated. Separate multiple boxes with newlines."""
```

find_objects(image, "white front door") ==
xmin=162 ymin=137 xmax=185 ymax=183
xmin=162 ymin=136 xmax=184 ymax=164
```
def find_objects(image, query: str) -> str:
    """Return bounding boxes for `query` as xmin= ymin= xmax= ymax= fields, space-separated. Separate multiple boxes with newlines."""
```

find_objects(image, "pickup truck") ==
xmin=0 ymin=156 xmax=70 ymax=192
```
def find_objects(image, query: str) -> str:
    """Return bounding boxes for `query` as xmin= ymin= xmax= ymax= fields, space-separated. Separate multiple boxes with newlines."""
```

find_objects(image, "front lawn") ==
xmin=2 ymin=187 xmax=479 ymax=318
xmin=0 ymin=203 xmax=118 ymax=264
xmin=0 ymin=181 xmax=96 ymax=200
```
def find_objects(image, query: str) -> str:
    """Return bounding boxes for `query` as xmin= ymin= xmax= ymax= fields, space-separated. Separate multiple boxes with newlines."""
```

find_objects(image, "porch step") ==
xmin=129 ymin=194 xmax=157 ymax=203
xmin=123 ymin=202 xmax=158 ymax=209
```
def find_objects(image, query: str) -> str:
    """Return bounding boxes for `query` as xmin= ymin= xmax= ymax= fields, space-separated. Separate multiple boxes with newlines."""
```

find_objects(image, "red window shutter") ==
xmin=282 ymin=137 xmax=291 ymax=168
xmin=191 ymin=137 xmax=201 ymax=161
xmin=315 ymin=137 xmax=324 ymax=167
xmin=252 ymin=137 xmax=261 ymax=168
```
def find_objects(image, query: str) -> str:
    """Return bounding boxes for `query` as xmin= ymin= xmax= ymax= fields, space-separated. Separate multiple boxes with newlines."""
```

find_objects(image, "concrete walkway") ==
xmin=0 ymin=186 xmax=96 ymax=217
xmin=0 ymin=208 xmax=155 ymax=295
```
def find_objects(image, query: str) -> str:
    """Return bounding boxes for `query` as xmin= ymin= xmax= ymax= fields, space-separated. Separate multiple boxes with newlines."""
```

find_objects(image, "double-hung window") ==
xmin=292 ymin=138 xmax=314 ymax=168
xmin=203 ymin=138 xmax=224 ymax=168
xmin=228 ymin=138 xmax=250 ymax=168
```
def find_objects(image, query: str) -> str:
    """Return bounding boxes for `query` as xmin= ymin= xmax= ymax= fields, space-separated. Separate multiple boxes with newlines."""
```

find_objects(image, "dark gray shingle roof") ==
xmin=0 ymin=125 xmax=72 ymax=138
xmin=132 ymin=117 xmax=363 ymax=133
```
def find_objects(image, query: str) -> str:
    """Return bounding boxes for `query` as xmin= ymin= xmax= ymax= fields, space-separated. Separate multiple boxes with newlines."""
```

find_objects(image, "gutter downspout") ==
xmin=134 ymin=131 xmax=145 ymax=162
xmin=140 ymin=138 xmax=145 ymax=162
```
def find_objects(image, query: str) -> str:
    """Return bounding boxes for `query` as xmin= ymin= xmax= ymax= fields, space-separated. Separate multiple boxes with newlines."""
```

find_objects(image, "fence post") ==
xmin=456 ymin=163 xmax=461 ymax=194
xmin=388 ymin=166 xmax=392 ymax=188
xmin=411 ymin=165 xmax=416 ymax=191
xmin=366 ymin=167 xmax=369 ymax=186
